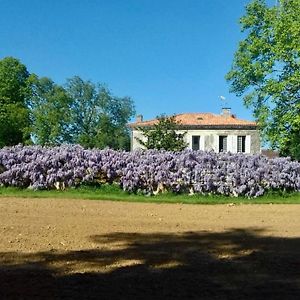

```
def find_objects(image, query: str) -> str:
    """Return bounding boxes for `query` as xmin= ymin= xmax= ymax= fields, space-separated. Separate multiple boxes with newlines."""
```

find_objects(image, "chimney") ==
xmin=136 ymin=114 xmax=143 ymax=123
xmin=221 ymin=108 xmax=231 ymax=118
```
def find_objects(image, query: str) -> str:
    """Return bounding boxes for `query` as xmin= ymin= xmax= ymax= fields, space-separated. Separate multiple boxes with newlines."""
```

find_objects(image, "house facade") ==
xmin=128 ymin=108 xmax=261 ymax=154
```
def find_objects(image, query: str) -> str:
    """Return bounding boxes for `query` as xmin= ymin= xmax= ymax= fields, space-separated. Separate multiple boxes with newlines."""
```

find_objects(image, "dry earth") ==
xmin=0 ymin=197 xmax=300 ymax=299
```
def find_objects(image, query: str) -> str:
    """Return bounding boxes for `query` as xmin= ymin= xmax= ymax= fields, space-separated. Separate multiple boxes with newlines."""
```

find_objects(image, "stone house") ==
xmin=128 ymin=108 xmax=261 ymax=153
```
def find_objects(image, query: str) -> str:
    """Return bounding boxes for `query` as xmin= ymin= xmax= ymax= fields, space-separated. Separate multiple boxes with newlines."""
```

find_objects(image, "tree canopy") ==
xmin=0 ymin=57 xmax=32 ymax=147
xmin=29 ymin=76 xmax=72 ymax=146
xmin=65 ymin=76 xmax=135 ymax=149
xmin=226 ymin=0 xmax=300 ymax=159
xmin=0 ymin=57 xmax=135 ymax=150
xmin=136 ymin=115 xmax=187 ymax=151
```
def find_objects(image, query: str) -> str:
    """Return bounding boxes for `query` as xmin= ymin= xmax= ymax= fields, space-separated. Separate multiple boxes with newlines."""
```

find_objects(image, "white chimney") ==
xmin=136 ymin=114 xmax=143 ymax=122
xmin=221 ymin=108 xmax=231 ymax=118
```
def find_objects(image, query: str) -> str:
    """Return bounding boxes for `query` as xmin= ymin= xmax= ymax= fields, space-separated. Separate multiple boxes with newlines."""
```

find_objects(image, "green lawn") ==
xmin=0 ymin=185 xmax=299 ymax=204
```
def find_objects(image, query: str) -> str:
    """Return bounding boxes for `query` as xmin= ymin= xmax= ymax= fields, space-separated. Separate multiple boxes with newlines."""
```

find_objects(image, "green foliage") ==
xmin=0 ymin=57 xmax=135 ymax=150
xmin=0 ymin=186 xmax=299 ymax=204
xmin=0 ymin=58 xmax=135 ymax=150
xmin=226 ymin=0 xmax=300 ymax=160
xmin=0 ymin=57 xmax=31 ymax=146
xmin=136 ymin=115 xmax=187 ymax=151
xmin=65 ymin=76 xmax=135 ymax=149
xmin=29 ymin=76 xmax=72 ymax=145
xmin=0 ymin=104 xmax=31 ymax=147
xmin=27 ymin=75 xmax=135 ymax=149
xmin=0 ymin=57 xmax=31 ymax=105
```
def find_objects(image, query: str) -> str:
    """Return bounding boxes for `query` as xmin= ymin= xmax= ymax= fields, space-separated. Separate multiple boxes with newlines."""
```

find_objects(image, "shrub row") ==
xmin=0 ymin=145 xmax=299 ymax=197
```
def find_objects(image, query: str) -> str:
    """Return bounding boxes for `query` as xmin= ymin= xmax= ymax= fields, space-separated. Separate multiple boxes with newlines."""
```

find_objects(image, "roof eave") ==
xmin=129 ymin=124 xmax=257 ymax=130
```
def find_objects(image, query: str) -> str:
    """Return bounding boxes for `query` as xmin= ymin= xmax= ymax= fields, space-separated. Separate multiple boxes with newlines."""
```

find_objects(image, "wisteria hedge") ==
xmin=0 ymin=145 xmax=300 ymax=198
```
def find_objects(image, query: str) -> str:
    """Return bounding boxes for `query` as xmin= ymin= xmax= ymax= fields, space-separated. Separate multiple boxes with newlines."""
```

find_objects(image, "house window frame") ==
xmin=192 ymin=135 xmax=200 ymax=150
xmin=219 ymin=135 xmax=227 ymax=152
xmin=237 ymin=135 xmax=246 ymax=153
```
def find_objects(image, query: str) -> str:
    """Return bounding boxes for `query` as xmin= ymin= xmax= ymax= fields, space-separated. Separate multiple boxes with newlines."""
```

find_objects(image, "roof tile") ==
xmin=129 ymin=113 xmax=257 ymax=127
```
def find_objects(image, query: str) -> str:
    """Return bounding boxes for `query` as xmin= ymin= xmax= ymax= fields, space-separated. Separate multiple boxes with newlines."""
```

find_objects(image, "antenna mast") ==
xmin=219 ymin=96 xmax=229 ymax=108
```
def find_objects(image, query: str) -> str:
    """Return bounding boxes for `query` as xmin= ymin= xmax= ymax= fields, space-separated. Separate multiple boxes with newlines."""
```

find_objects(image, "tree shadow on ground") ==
xmin=0 ymin=228 xmax=300 ymax=299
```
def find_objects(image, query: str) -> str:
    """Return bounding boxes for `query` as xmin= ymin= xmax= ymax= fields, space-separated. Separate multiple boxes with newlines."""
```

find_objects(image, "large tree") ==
xmin=29 ymin=76 xmax=72 ymax=145
xmin=0 ymin=57 xmax=32 ymax=147
xmin=65 ymin=76 xmax=135 ymax=149
xmin=136 ymin=115 xmax=187 ymax=151
xmin=226 ymin=0 xmax=300 ymax=159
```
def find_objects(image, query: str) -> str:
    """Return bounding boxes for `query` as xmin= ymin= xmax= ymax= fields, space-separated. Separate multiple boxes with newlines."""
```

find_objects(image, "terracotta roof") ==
xmin=128 ymin=113 xmax=257 ymax=128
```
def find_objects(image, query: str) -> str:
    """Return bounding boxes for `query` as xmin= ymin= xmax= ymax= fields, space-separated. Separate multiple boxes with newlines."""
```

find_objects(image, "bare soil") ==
xmin=0 ymin=197 xmax=300 ymax=299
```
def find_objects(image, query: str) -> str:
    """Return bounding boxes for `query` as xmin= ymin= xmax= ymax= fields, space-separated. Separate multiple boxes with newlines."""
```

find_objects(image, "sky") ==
xmin=0 ymin=0 xmax=275 ymax=122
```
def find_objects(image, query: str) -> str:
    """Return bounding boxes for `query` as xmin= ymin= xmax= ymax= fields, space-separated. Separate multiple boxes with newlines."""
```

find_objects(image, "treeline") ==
xmin=0 ymin=57 xmax=135 ymax=150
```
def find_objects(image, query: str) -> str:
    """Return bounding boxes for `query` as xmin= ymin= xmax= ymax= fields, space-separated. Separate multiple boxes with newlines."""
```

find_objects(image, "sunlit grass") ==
xmin=0 ymin=184 xmax=299 ymax=204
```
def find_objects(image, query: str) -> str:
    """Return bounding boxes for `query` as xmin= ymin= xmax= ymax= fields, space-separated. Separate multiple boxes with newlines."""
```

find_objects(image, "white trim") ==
xmin=245 ymin=135 xmax=251 ymax=153
xmin=227 ymin=135 xmax=234 ymax=152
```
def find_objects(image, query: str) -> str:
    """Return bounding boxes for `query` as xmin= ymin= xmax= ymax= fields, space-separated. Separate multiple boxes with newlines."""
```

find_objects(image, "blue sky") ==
xmin=0 ymin=0 xmax=274 ymax=121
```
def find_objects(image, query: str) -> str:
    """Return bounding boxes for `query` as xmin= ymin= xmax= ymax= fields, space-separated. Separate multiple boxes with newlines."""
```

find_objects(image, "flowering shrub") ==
xmin=0 ymin=145 xmax=299 ymax=197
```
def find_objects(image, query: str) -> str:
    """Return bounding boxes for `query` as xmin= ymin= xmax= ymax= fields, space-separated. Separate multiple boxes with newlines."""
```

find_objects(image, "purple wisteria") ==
xmin=0 ymin=145 xmax=299 ymax=197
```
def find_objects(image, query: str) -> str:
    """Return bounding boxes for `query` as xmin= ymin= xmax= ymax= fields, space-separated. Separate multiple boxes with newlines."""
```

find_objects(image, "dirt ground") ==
xmin=0 ymin=197 xmax=299 ymax=299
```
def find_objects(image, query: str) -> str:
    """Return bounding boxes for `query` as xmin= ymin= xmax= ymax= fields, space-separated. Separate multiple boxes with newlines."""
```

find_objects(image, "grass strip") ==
xmin=0 ymin=185 xmax=299 ymax=204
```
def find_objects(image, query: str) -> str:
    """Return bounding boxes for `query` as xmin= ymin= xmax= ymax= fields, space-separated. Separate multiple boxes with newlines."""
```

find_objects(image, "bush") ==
xmin=0 ymin=145 xmax=299 ymax=198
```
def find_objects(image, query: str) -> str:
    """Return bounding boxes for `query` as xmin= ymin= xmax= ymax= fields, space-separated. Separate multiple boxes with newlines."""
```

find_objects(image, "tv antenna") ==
xmin=219 ymin=95 xmax=229 ymax=108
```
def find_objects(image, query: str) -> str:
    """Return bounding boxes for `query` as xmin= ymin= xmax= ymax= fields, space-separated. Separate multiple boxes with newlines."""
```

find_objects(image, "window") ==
xmin=219 ymin=136 xmax=227 ymax=152
xmin=192 ymin=136 xmax=200 ymax=150
xmin=237 ymin=136 xmax=246 ymax=153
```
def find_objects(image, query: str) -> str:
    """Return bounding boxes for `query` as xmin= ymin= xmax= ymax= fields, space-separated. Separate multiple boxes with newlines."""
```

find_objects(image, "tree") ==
xmin=226 ymin=0 xmax=300 ymax=159
xmin=0 ymin=57 xmax=32 ymax=147
xmin=29 ymin=76 xmax=72 ymax=146
xmin=65 ymin=76 xmax=135 ymax=149
xmin=136 ymin=115 xmax=187 ymax=151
